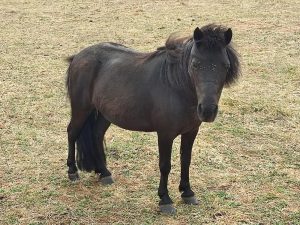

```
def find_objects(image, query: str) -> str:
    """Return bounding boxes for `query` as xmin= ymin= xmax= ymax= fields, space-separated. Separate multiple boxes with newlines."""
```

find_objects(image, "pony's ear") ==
xmin=224 ymin=28 xmax=232 ymax=45
xmin=194 ymin=27 xmax=204 ymax=42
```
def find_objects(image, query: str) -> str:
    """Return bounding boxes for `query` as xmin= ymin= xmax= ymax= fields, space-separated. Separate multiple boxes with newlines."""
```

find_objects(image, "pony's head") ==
xmin=188 ymin=24 xmax=240 ymax=122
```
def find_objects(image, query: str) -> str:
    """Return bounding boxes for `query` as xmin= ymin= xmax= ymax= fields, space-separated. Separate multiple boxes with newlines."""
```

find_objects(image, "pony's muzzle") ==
xmin=197 ymin=104 xmax=218 ymax=122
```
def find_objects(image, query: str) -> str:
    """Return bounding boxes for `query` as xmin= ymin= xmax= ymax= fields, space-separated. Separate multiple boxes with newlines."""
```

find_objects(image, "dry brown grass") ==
xmin=0 ymin=0 xmax=299 ymax=224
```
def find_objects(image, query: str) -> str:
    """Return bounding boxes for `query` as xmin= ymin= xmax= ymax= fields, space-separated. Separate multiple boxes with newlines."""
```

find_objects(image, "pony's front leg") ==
xmin=179 ymin=128 xmax=199 ymax=205
xmin=157 ymin=133 xmax=176 ymax=214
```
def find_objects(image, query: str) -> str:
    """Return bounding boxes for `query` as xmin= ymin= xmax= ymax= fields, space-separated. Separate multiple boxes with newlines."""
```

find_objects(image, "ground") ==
xmin=0 ymin=0 xmax=299 ymax=224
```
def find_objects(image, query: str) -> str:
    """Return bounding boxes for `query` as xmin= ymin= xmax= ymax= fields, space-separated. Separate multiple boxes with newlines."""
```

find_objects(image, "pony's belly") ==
xmin=97 ymin=102 xmax=154 ymax=132
xmin=103 ymin=113 xmax=154 ymax=132
xmin=93 ymin=87 xmax=153 ymax=131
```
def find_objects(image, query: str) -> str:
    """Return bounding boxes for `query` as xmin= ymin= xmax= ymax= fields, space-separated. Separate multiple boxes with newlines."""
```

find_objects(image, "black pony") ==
xmin=65 ymin=24 xmax=240 ymax=214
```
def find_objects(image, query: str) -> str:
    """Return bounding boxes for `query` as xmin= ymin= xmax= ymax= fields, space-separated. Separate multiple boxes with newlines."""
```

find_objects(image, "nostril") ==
xmin=197 ymin=104 xmax=218 ymax=122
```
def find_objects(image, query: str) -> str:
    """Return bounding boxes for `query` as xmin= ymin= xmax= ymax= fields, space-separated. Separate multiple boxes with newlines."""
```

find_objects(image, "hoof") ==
xmin=159 ymin=204 xmax=176 ymax=215
xmin=68 ymin=172 xmax=80 ymax=181
xmin=100 ymin=175 xmax=114 ymax=185
xmin=182 ymin=196 xmax=199 ymax=205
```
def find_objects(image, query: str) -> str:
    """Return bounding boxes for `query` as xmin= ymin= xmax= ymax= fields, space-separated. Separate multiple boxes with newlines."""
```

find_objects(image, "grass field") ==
xmin=1 ymin=0 xmax=299 ymax=224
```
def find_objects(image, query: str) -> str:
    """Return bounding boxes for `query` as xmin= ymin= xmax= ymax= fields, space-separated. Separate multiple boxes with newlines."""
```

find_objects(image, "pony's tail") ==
xmin=76 ymin=110 xmax=99 ymax=172
xmin=65 ymin=55 xmax=75 ymax=98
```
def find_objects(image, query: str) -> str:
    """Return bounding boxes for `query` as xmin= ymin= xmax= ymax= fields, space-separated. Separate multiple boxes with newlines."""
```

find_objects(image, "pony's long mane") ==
xmin=160 ymin=35 xmax=193 ymax=90
xmin=224 ymin=44 xmax=240 ymax=87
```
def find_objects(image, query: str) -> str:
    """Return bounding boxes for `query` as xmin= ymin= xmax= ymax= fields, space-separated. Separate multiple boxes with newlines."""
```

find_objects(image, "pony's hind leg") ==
xmin=67 ymin=109 xmax=91 ymax=181
xmin=93 ymin=114 xmax=113 ymax=185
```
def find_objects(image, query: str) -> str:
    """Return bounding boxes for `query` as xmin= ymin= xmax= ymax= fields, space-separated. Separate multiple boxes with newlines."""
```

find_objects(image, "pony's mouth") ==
xmin=197 ymin=104 xmax=218 ymax=122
